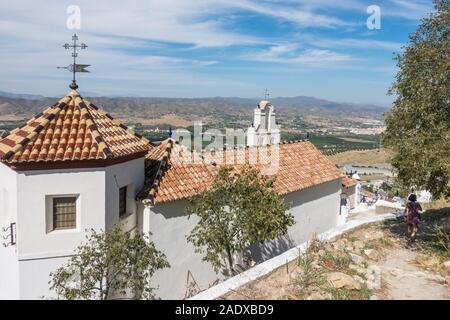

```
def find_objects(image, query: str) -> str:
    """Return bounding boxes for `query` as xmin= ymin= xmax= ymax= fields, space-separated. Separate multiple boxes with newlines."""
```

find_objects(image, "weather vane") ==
xmin=57 ymin=34 xmax=90 ymax=90
xmin=264 ymin=88 xmax=270 ymax=100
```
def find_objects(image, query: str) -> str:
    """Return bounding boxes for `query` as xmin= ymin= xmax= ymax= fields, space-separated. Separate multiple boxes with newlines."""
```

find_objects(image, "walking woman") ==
xmin=404 ymin=193 xmax=423 ymax=241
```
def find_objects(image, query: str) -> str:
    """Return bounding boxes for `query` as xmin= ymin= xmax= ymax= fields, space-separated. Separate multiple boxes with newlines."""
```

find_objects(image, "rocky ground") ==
xmin=222 ymin=205 xmax=450 ymax=300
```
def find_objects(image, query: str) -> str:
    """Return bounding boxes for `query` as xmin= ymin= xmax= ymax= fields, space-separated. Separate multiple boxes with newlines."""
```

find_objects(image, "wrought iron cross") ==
xmin=264 ymin=88 xmax=270 ymax=100
xmin=59 ymin=34 xmax=89 ymax=89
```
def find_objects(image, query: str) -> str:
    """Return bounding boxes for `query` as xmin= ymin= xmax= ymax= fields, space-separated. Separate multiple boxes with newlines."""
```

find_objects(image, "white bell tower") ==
xmin=247 ymin=98 xmax=280 ymax=147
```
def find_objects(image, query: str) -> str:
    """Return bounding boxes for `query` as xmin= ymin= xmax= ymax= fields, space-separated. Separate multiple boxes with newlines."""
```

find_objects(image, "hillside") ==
xmin=223 ymin=207 xmax=450 ymax=300
xmin=0 ymin=93 xmax=388 ymax=127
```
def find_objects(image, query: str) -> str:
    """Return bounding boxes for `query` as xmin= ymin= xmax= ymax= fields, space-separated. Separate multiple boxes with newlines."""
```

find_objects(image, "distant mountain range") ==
xmin=0 ymin=90 xmax=389 ymax=124
xmin=0 ymin=91 xmax=46 ymax=100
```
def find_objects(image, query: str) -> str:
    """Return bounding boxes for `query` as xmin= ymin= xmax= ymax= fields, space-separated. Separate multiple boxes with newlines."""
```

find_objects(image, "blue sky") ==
xmin=0 ymin=0 xmax=434 ymax=106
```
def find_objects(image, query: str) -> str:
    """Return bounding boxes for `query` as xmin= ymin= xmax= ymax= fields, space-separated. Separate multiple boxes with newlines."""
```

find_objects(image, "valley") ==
xmin=0 ymin=93 xmax=387 ymax=153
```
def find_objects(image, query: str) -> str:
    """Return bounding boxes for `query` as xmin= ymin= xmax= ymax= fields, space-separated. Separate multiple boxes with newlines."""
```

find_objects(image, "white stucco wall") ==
xmin=0 ymin=163 xmax=20 ymax=299
xmin=0 ymin=157 xmax=145 ymax=299
xmin=13 ymin=166 xmax=107 ymax=299
xmin=18 ymin=255 xmax=73 ymax=299
xmin=143 ymin=178 xmax=342 ymax=299
xmin=16 ymin=167 xmax=106 ymax=259
xmin=250 ymin=179 xmax=341 ymax=262
xmin=105 ymin=157 xmax=145 ymax=232
xmin=144 ymin=200 xmax=225 ymax=300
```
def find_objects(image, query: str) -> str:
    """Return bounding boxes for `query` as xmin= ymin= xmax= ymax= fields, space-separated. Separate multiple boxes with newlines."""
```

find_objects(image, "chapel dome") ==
xmin=0 ymin=89 xmax=149 ymax=169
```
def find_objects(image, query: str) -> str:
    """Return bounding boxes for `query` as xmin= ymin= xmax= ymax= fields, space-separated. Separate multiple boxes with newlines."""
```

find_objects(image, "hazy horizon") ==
xmin=0 ymin=88 xmax=391 ymax=108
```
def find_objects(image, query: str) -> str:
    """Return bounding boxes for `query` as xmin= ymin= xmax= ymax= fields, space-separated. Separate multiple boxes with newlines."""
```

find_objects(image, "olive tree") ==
xmin=185 ymin=166 xmax=294 ymax=274
xmin=49 ymin=227 xmax=169 ymax=300
xmin=382 ymin=0 xmax=450 ymax=198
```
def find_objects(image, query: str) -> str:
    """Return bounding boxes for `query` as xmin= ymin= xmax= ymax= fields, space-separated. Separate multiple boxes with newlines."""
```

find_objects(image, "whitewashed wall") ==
xmin=16 ymin=167 xmax=106 ymax=260
xmin=105 ymin=157 xmax=145 ymax=232
xmin=0 ymin=163 xmax=20 ymax=299
xmin=143 ymin=199 xmax=225 ymax=300
xmin=14 ymin=166 xmax=106 ymax=299
xmin=250 ymin=179 xmax=341 ymax=262
xmin=143 ymin=178 xmax=342 ymax=299
xmin=0 ymin=157 xmax=145 ymax=299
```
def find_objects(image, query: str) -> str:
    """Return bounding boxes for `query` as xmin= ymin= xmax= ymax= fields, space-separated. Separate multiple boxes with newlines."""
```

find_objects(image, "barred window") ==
xmin=119 ymin=186 xmax=127 ymax=218
xmin=53 ymin=197 xmax=77 ymax=229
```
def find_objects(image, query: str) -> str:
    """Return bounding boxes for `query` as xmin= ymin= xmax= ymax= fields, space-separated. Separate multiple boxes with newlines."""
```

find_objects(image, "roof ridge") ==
xmin=75 ymin=95 xmax=113 ymax=159
xmin=0 ymin=96 xmax=71 ymax=161
xmin=198 ymin=139 xmax=310 ymax=154
xmin=138 ymin=138 xmax=175 ymax=203
xmin=83 ymin=97 xmax=150 ymax=146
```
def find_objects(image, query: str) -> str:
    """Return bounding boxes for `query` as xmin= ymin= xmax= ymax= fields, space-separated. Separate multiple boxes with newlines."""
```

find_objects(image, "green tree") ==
xmin=185 ymin=166 xmax=294 ymax=274
xmin=382 ymin=0 xmax=450 ymax=198
xmin=49 ymin=227 xmax=169 ymax=300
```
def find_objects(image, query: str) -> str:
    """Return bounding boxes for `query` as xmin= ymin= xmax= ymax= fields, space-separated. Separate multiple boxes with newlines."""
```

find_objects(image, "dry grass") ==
xmin=0 ymin=115 xmax=26 ymax=121
xmin=422 ymin=198 xmax=450 ymax=211
xmin=126 ymin=114 xmax=195 ymax=127
xmin=221 ymin=205 xmax=449 ymax=300
xmin=327 ymin=148 xmax=392 ymax=167
xmin=360 ymin=174 xmax=387 ymax=182
xmin=222 ymin=230 xmax=386 ymax=300
xmin=340 ymin=137 xmax=375 ymax=143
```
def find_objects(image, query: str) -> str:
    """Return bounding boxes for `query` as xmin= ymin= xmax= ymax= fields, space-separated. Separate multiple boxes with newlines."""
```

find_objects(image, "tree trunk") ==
xmin=226 ymin=248 xmax=234 ymax=276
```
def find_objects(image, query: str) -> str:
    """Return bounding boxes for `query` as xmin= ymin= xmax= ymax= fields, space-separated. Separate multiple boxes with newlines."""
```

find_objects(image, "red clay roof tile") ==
xmin=138 ymin=139 xmax=344 ymax=204
xmin=0 ymin=90 xmax=149 ymax=166
xmin=342 ymin=176 xmax=358 ymax=187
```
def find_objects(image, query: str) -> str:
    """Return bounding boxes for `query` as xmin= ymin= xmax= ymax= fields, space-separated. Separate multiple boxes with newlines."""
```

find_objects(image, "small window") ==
xmin=119 ymin=186 xmax=127 ymax=218
xmin=53 ymin=197 xmax=77 ymax=230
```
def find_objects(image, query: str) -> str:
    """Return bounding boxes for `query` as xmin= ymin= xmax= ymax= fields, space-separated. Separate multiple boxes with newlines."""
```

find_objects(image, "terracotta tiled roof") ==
xmin=0 ymin=90 xmax=149 ymax=168
xmin=342 ymin=176 xmax=358 ymax=187
xmin=138 ymin=139 xmax=344 ymax=204
xmin=361 ymin=189 xmax=376 ymax=198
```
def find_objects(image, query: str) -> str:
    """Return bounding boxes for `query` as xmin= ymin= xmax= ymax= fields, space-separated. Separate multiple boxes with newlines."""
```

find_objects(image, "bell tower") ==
xmin=247 ymin=98 xmax=280 ymax=147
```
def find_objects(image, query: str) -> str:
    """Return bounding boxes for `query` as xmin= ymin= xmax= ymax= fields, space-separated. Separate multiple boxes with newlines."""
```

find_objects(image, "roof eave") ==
xmin=4 ymin=150 xmax=148 ymax=172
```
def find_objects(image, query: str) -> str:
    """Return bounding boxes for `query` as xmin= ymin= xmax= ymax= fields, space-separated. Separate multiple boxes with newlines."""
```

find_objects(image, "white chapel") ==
xmin=0 ymin=36 xmax=345 ymax=299
xmin=0 ymin=89 xmax=149 ymax=299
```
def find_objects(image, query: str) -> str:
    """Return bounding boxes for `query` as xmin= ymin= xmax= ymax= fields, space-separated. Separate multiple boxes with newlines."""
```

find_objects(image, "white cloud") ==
xmin=246 ymin=44 xmax=354 ymax=65
xmin=310 ymin=37 xmax=403 ymax=51
xmin=0 ymin=0 xmax=364 ymax=51
xmin=0 ymin=0 xmax=433 ymax=99
xmin=226 ymin=0 xmax=351 ymax=28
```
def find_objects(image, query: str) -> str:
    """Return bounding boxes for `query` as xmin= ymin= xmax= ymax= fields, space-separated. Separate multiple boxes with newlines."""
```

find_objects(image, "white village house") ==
xmin=0 ymin=87 xmax=345 ymax=299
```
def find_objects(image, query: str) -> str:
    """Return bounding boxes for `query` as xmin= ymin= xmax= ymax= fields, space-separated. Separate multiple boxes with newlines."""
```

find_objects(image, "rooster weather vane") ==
xmin=57 ymin=34 xmax=90 ymax=89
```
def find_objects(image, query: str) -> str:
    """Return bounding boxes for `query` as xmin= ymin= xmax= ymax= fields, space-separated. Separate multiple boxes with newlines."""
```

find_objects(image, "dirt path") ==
xmin=222 ymin=207 xmax=450 ymax=300
xmin=377 ymin=248 xmax=449 ymax=300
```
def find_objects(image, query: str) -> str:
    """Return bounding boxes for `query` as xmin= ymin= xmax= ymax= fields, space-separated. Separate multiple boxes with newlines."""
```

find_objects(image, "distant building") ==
xmin=247 ymin=100 xmax=280 ymax=146
xmin=341 ymin=176 xmax=361 ymax=210
xmin=361 ymin=188 xmax=377 ymax=204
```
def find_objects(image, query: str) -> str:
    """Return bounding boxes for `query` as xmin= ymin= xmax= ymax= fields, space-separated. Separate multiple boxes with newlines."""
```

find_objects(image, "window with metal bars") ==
xmin=53 ymin=197 xmax=77 ymax=229
xmin=119 ymin=186 xmax=127 ymax=218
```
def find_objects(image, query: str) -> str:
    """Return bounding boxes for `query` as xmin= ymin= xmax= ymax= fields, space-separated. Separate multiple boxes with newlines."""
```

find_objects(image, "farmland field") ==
xmin=281 ymin=132 xmax=380 ymax=154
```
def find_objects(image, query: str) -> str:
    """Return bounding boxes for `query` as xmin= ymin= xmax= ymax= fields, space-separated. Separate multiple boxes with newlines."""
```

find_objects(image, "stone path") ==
xmin=377 ymin=248 xmax=449 ymax=300
xmin=193 ymin=208 xmax=450 ymax=300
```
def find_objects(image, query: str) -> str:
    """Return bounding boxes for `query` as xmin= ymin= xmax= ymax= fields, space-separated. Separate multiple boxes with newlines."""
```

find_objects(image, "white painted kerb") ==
xmin=190 ymin=212 xmax=398 ymax=300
